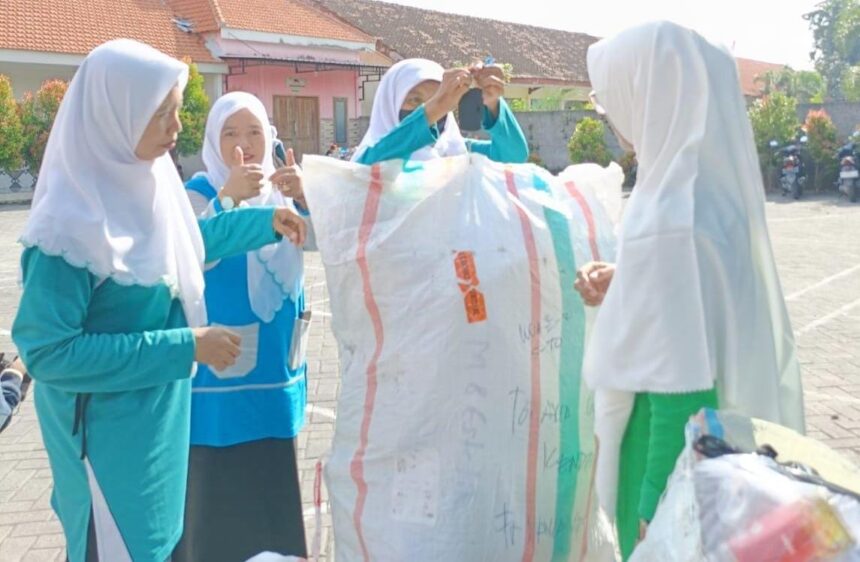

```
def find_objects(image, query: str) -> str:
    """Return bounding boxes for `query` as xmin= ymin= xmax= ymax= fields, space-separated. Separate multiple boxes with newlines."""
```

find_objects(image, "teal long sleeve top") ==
xmin=12 ymin=206 xmax=280 ymax=562
xmin=356 ymin=98 xmax=529 ymax=165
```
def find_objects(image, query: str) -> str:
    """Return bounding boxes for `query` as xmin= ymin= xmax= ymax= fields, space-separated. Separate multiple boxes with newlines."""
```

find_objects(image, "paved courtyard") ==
xmin=0 ymin=194 xmax=859 ymax=561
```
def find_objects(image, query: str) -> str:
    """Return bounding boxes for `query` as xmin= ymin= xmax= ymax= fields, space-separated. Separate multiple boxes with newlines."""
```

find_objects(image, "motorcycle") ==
xmin=770 ymin=136 xmax=808 ymax=200
xmin=836 ymin=132 xmax=860 ymax=203
xmin=0 ymin=354 xmax=30 ymax=434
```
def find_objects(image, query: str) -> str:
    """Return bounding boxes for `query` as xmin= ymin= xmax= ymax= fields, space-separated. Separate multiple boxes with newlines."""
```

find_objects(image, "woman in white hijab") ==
xmin=176 ymin=92 xmax=310 ymax=562
xmin=353 ymin=58 xmax=528 ymax=165
xmin=12 ymin=40 xmax=306 ymax=562
xmin=574 ymin=21 xmax=805 ymax=559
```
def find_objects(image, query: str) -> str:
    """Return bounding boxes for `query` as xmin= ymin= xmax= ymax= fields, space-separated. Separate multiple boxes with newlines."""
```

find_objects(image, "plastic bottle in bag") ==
xmin=712 ymin=498 xmax=853 ymax=562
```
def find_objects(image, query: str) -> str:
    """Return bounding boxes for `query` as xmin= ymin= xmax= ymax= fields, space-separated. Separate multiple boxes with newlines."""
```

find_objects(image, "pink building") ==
xmin=172 ymin=0 xmax=391 ymax=159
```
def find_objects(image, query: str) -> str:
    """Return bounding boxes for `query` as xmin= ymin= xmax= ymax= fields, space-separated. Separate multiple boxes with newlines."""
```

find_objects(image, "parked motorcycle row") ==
xmin=769 ymin=131 xmax=860 ymax=202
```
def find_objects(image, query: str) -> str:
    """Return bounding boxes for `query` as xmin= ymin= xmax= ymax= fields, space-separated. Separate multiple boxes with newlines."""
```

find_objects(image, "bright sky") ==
xmin=388 ymin=0 xmax=819 ymax=70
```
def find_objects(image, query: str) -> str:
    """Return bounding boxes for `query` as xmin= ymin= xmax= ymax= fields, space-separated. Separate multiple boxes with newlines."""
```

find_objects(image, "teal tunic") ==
xmin=12 ymin=206 xmax=280 ymax=562
xmin=185 ymin=176 xmax=307 ymax=447
xmin=356 ymin=98 xmax=529 ymax=165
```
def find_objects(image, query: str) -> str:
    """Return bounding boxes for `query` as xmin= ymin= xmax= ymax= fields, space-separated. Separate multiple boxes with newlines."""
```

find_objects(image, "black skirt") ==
xmin=173 ymin=438 xmax=307 ymax=562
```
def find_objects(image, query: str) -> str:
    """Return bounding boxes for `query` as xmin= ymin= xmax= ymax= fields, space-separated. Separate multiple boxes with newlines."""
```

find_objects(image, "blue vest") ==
xmin=186 ymin=176 xmax=307 ymax=446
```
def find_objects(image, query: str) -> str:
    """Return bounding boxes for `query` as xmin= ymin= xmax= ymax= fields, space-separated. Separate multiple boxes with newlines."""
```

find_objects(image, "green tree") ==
xmin=0 ymin=75 xmax=24 ymax=171
xmin=748 ymin=92 xmax=800 ymax=187
xmin=528 ymin=94 xmax=564 ymax=111
xmin=508 ymin=94 xmax=569 ymax=112
xmin=805 ymin=109 xmax=841 ymax=190
xmin=19 ymin=79 xmax=67 ymax=175
xmin=795 ymin=70 xmax=827 ymax=103
xmin=805 ymin=0 xmax=860 ymax=100
xmin=748 ymin=92 xmax=799 ymax=156
xmin=568 ymin=117 xmax=612 ymax=166
xmin=755 ymin=69 xmax=780 ymax=96
xmin=509 ymin=98 xmax=527 ymax=112
xmin=835 ymin=1 xmax=860 ymax=63
xmin=842 ymin=65 xmax=860 ymax=100
xmin=177 ymin=61 xmax=210 ymax=158
xmin=756 ymin=67 xmax=798 ymax=96
xmin=756 ymin=68 xmax=826 ymax=103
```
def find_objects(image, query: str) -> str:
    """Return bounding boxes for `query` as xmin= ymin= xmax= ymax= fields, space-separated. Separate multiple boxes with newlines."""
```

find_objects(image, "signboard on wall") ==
xmin=287 ymin=77 xmax=306 ymax=93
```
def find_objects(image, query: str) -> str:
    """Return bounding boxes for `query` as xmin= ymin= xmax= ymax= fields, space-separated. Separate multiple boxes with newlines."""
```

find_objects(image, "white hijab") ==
xmin=352 ymin=58 xmax=467 ymax=162
xmin=20 ymin=39 xmax=207 ymax=328
xmin=196 ymin=92 xmax=303 ymax=322
xmin=584 ymin=22 xmax=804 ymax=432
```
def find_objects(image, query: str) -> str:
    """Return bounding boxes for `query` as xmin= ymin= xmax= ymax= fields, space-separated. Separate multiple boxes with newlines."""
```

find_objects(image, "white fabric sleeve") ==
xmin=187 ymin=191 xmax=221 ymax=270
xmin=302 ymin=214 xmax=318 ymax=252
xmin=188 ymin=190 xmax=214 ymax=217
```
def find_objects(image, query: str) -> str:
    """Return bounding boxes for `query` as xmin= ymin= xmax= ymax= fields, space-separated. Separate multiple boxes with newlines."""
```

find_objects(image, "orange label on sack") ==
xmin=454 ymin=251 xmax=487 ymax=323
xmin=455 ymin=251 xmax=480 ymax=291
xmin=463 ymin=288 xmax=487 ymax=324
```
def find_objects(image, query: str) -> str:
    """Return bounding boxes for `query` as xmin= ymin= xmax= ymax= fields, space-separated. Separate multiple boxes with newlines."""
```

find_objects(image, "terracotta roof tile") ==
xmin=211 ymin=0 xmax=374 ymax=43
xmin=0 ymin=0 xmax=218 ymax=62
xmin=313 ymin=0 xmax=599 ymax=83
xmin=170 ymin=0 xmax=222 ymax=34
xmin=736 ymin=57 xmax=786 ymax=97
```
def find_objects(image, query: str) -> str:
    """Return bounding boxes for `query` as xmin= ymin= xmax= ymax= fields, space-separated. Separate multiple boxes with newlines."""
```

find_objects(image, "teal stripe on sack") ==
xmin=532 ymin=173 xmax=586 ymax=560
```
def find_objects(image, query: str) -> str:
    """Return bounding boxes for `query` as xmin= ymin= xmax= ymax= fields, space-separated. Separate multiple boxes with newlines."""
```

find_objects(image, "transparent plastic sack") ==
xmin=631 ymin=409 xmax=860 ymax=562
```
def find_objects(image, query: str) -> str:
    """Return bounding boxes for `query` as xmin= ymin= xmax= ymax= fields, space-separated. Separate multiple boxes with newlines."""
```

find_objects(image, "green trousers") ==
xmin=616 ymin=388 xmax=719 ymax=560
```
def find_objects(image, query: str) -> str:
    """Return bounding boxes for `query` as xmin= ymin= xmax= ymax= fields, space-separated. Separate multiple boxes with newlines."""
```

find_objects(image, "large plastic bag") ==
xmin=632 ymin=409 xmax=860 ymax=562
xmin=302 ymin=154 xmax=622 ymax=562
xmin=245 ymin=554 xmax=304 ymax=562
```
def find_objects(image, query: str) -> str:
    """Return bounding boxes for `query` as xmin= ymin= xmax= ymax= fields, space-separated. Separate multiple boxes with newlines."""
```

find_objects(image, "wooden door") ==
xmin=273 ymin=96 xmax=320 ymax=161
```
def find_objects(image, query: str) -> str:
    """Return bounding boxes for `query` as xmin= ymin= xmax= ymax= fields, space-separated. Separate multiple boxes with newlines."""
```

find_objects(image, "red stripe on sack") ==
xmin=564 ymin=181 xmax=601 ymax=261
xmin=506 ymin=169 xmax=542 ymax=562
xmin=349 ymin=165 xmax=385 ymax=562
xmin=312 ymin=460 xmax=323 ymax=562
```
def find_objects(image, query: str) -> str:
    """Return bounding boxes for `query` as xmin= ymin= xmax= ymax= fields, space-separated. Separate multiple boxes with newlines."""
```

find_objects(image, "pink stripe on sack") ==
xmin=311 ymin=460 xmax=323 ymax=562
xmin=506 ymin=169 xmax=542 ymax=562
xmin=564 ymin=181 xmax=601 ymax=261
xmin=349 ymin=165 xmax=385 ymax=562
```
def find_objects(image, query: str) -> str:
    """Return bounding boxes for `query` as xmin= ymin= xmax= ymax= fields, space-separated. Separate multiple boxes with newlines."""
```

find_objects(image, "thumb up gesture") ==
xmin=222 ymin=146 xmax=265 ymax=204
xmin=269 ymin=148 xmax=307 ymax=210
